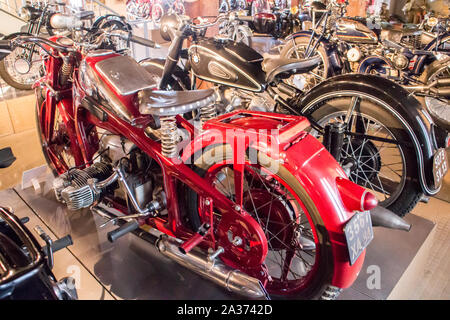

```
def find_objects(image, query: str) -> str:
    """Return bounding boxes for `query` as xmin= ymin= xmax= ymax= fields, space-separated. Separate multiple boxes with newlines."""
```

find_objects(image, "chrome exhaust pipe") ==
xmin=156 ymin=235 xmax=270 ymax=300
xmin=370 ymin=206 xmax=411 ymax=232
xmin=91 ymin=204 xmax=270 ymax=299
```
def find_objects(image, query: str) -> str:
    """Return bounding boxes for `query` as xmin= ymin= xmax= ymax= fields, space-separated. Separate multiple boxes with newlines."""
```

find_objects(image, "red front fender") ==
xmin=181 ymin=110 xmax=366 ymax=289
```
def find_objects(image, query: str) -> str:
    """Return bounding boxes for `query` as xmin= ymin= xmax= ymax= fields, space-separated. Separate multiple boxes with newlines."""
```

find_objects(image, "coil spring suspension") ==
xmin=199 ymin=104 xmax=217 ymax=129
xmin=59 ymin=57 xmax=73 ymax=86
xmin=160 ymin=116 xmax=179 ymax=158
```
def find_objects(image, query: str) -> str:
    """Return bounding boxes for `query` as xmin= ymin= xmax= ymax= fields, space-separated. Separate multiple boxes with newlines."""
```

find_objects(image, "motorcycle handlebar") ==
xmin=12 ymin=36 xmax=75 ymax=53
xmin=129 ymin=35 xmax=160 ymax=48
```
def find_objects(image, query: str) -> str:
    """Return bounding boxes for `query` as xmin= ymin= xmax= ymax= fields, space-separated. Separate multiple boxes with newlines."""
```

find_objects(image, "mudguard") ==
xmin=357 ymin=55 xmax=392 ymax=74
xmin=301 ymin=73 xmax=441 ymax=196
xmin=285 ymin=30 xmax=343 ymax=76
xmin=181 ymin=110 xmax=367 ymax=289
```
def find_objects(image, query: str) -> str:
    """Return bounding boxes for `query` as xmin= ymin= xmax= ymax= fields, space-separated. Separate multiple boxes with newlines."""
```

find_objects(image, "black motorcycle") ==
xmin=0 ymin=147 xmax=76 ymax=300
xmin=279 ymin=1 xmax=450 ymax=94
xmin=219 ymin=1 xmax=301 ymax=47
xmin=140 ymin=14 xmax=449 ymax=217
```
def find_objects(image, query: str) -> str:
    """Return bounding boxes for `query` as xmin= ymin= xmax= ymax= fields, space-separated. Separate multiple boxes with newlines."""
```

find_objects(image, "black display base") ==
xmin=0 ymin=180 xmax=435 ymax=300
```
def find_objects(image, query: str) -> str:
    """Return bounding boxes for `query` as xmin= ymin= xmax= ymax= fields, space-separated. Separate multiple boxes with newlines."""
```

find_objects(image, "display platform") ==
xmin=0 ymin=175 xmax=436 ymax=300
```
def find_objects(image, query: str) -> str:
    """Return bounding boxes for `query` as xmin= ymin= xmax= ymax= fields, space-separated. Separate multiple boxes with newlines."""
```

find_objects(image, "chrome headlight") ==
xmin=19 ymin=6 xmax=32 ymax=22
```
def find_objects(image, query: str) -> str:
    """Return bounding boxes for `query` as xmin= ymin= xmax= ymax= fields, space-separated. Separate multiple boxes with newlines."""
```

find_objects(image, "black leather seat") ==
xmin=263 ymin=55 xmax=322 ymax=83
xmin=138 ymin=89 xmax=216 ymax=116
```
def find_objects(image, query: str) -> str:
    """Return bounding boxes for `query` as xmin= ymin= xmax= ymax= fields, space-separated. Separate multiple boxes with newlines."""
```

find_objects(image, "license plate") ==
xmin=344 ymin=211 xmax=374 ymax=266
xmin=433 ymin=148 xmax=448 ymax=188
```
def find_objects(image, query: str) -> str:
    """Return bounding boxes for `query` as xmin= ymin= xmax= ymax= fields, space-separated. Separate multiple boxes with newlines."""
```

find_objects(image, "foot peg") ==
xmin=107 ymin=220 xmax=140 ymax=243
xmin=179 ymin=223 xmax=210 ymax=254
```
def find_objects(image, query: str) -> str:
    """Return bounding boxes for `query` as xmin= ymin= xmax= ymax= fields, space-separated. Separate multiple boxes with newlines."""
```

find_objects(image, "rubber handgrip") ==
xmin=51 ymin=235 xmax=73 ymax=252
xmin=130 ymin=35 xmax=157 ymax=48
xmin=107 ymin=220 xmax=139 ymax=243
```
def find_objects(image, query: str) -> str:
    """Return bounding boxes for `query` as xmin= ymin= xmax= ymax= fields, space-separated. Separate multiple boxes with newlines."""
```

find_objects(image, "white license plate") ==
xmin=433 ymin=148 xmax=448 ymax=187
xmin=344 ymin=211 xmax=374 ymax=266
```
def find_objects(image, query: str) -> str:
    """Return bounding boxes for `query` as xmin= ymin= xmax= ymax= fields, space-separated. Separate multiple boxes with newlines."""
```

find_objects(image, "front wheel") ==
xmin=184 ymin=145 xmax=334 ymax=299
xmin=0 ymin=33 xmax=42 ymax=90
xmin=300 ymin=87 xmax=422 ymax=216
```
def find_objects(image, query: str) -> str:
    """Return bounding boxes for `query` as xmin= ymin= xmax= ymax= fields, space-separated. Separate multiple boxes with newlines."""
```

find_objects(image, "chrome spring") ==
xmin=160 ymin=116 xmax=179 ymax=158
xmin=59 ymin=57 xmax=73 ymax=86
xmin=199 ymin=104 xmax=217 ymax=128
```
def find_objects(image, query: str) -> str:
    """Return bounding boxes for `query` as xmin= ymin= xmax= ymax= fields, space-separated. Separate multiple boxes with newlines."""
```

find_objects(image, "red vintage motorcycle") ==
xmin=0 ymin=15 xmax=409 ymax=300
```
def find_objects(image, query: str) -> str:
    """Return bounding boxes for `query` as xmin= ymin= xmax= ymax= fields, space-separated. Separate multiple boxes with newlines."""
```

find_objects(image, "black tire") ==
xmin=279 ymin=36 xmax=330 ymax=91
xmin=139 ymin=58 xmax=191 ymax=90
xmin=301 ymin=83 xmax=422 ymax=216
xmin=0 ymin=32 xmax=41 ymax=90
xmin=418 ymin=57 xmax=450 ymax=131
xmin=184 ymin=144 xmax=334 ymax=299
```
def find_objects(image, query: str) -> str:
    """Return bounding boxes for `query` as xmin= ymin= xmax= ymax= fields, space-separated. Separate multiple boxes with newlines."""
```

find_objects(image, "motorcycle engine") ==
xmin=216 ymin=87 xmax=275 ymax=113
xmin=53 ymin=132 xmax=164 ymax=213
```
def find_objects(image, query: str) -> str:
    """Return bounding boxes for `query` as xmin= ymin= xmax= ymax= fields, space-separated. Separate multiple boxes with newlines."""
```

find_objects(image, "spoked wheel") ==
xmin=35 ymin=88 xmax=78 ymax=176
xmin=0 ymin=33 xmax=42 ymax=90
xmin=303 ymin=93 xmax=422 ymax=216
xmin=279 ymin=37 xmax=329 ymax=92
xmin=186 ymin=145 xmax=333 ymax=299
xmin=418 ymin=57 xmax=450 ymax=130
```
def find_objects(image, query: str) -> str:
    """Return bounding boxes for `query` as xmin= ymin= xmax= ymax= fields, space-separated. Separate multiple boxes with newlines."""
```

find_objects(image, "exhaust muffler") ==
xmin=155 ymin=235 xmax=269 ymax=300
xmin=91 ymin=204 xmax=270 ymax=299
xmin=370 ymin=206 xmax=411 ymax=232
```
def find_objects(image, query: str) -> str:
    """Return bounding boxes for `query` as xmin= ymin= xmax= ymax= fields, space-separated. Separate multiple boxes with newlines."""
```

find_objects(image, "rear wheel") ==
xmin=302 ymin=91 xmax=422 ymax=216
xmin=185 ymin=145 xmax=334 ymax=299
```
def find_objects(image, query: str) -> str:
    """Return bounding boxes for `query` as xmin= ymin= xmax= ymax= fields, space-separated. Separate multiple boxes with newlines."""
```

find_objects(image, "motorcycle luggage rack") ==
xmin=203 ymin=109 xmax=310 ymax=146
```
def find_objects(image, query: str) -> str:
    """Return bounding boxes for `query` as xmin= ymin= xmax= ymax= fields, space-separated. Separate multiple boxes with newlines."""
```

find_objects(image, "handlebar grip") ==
xmin=130 ymin=35 xmax=159 ymax=48
xmin=49 ymin=13 xmax=83 ymax=30
xmin=51 ymin=235 xmax=73 ymax=252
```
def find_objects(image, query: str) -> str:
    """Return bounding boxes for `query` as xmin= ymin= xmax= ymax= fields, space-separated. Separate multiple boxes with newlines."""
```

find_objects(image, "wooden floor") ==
xmin=0 ymin=90 xmax=449 ymax=299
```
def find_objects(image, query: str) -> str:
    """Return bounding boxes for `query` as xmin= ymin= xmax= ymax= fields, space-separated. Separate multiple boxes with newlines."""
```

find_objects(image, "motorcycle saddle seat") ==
xmin=263 ymin=55 xmax=322 ymax=83
xmin=138 ymin=89 xmax=217 ymax=117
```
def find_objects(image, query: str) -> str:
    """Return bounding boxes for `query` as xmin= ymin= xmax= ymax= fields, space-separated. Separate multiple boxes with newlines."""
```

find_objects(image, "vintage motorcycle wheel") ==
xmin=35 ymin=88 xmax=78 ymax=176
xmin=418 ymin=57 xmax=450 ymax=131
xmin=279 ymin=36 xmax=329 ymax=91
xmin=185 ymin=145 xmax=333 ymax=299
xmin=139 ymin=58 xmax=191 ymax=90
xmin=301 ymin=91 xmax=422 ymax=217
xmin=0 ymin=32 xmax=42 ymax=90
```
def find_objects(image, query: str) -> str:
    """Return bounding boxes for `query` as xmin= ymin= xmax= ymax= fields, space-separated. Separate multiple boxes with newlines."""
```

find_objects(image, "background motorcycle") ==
xmin=142 ymin=13 xmax=449 ymax=217
xmin=280 ymin=1 xmax=450 ymax=93
xmin=0 ymin=147 xmax=76 ymax=300
xmin=219 ymin=0 xmax=300 ymax=47
xmin=0 ymin=1 xmax=58 ymax=90
xmin=0 ymin=16 xmax=410 ymax=299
